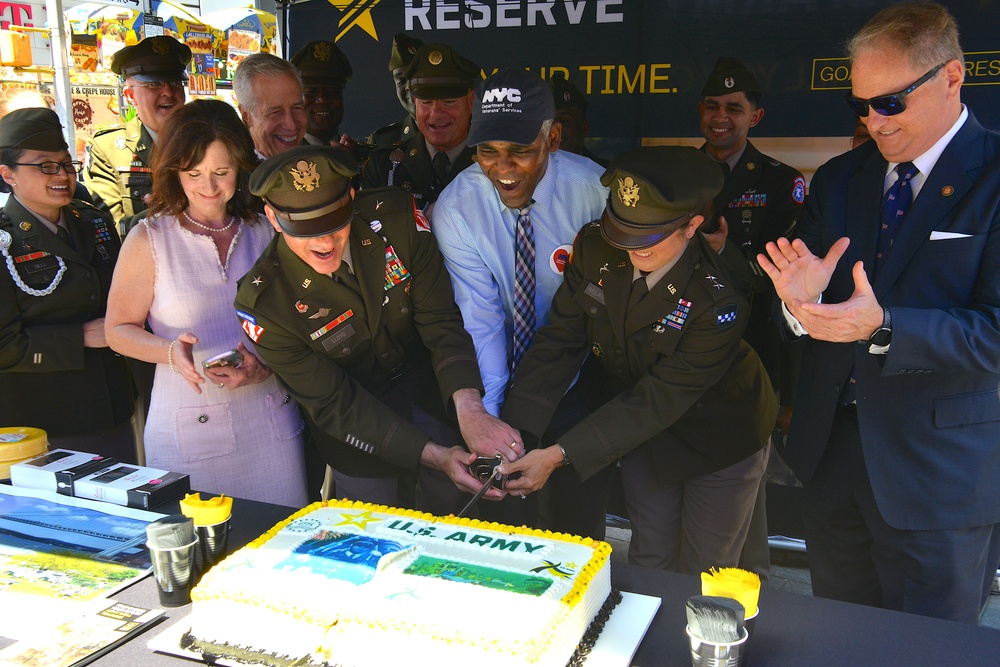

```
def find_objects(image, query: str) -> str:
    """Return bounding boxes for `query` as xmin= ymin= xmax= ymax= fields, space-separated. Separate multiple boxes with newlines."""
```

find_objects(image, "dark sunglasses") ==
xmin=844 ymin=62 xmax=945 ymax=117
xmin=9 ymin=160 xmax=83 ymax=175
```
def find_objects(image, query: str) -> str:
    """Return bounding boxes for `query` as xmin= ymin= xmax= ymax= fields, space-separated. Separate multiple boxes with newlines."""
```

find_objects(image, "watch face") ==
xmin=870 ymin=328 xmax=892 ymax=347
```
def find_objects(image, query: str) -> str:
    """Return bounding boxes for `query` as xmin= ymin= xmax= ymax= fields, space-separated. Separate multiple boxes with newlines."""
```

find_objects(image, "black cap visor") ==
xmin=126 ymin=66 xmax=189 ymax=83
xmin=267 ymin=191 xmax=354 ymax=238
xmin=600 ymin=203 xmax=689 ymax=251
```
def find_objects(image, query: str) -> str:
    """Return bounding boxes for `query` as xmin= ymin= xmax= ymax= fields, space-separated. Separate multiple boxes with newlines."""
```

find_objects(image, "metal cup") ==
xmin=194 ymin=519 xmax=230 ymax=572
xmin=686 ymin=625 xmax=749 ymax=667
xmin=147 ymin=537 xmax=198 ymax=607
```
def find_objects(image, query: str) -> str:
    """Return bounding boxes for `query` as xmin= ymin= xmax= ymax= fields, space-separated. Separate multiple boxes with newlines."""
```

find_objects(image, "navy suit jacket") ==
xmin=784 ymin=110 xmax=1000 ymax=531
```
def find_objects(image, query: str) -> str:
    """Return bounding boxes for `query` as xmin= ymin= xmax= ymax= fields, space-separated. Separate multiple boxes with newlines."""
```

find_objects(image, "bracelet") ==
xmin=557 ymin=445 xmax=572 ymax=468
xmin=167 ymin=339 xmax=178 ymax=374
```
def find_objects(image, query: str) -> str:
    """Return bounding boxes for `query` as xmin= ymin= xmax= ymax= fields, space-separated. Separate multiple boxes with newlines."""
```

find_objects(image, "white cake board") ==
xmin=147 ymin=591 xmax=660 ymax=667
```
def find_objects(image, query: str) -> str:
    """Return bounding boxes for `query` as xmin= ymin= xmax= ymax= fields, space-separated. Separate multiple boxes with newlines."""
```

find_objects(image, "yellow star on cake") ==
xmin=333 ymin=510 xmax=382 ymax=529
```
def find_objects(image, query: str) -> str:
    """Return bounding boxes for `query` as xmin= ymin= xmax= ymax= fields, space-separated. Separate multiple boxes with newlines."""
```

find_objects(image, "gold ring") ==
xmin=509 ymin=441 xmax=517 ymax=449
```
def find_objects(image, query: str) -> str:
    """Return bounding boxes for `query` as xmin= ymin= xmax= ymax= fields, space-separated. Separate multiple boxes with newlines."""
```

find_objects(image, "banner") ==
xmin=286 ymin=1 xmax=1000 ymax=144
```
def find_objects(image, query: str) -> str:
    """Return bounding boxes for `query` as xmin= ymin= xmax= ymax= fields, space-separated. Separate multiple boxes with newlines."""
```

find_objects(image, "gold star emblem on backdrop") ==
xmin=326 ymin=0 xmax=382 ymax=42
xmin=334 ymin=510 xmax=382 ymax=529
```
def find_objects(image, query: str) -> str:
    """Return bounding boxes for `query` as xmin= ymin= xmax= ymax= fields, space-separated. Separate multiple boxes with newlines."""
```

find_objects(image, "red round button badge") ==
xmin=550 ymin=244 xmax=573 ymax=274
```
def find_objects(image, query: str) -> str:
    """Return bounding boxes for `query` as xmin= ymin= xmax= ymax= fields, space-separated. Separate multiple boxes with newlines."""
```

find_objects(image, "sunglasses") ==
xmin=128 ymin=80 xmax=185 ymax=91
xmin=9 ymin=160 xmax=82 ymax=175
xmin=844 ymin=62 xmax=945 ymax=117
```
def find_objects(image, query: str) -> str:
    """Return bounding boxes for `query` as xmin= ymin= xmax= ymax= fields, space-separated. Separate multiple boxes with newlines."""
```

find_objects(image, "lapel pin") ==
xmin=19 ymin=221 xmax=31 ymax=231
xmin=941 ymin=185 xmax=954 ymax=197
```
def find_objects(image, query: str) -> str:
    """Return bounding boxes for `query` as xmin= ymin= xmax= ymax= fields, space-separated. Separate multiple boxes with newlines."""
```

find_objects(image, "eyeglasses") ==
xmin=128 ymin=80 xmax=185 ymax=91
xmin=844 ymin=63 xmax=945 ymax=117
xmin=9 ymin=161 xmax=83 ymax=175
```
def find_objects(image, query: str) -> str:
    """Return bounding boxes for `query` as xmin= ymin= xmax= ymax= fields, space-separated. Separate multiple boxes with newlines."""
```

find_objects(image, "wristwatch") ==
xmin=868 ymin=307 xmax=892 ymax=347
xmin=557 ymin=445 xmax=572 ymax=468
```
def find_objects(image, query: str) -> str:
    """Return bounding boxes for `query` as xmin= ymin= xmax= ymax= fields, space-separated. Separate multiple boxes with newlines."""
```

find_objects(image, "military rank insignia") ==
xmin=660 ymin=298 xmax=692 ymax=331
xmin=715 ymin=304 xmax=739 ymax=329
xmin=383 ymin=245 xmax=410 ymax=290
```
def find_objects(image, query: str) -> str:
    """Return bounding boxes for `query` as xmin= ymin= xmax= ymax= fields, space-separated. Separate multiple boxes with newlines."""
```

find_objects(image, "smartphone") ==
xmin=203 ymin=349 xmax=244 ymax=369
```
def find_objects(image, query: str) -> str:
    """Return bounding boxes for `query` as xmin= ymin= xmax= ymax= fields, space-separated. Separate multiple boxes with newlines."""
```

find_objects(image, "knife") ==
xmin=457 ymin=467 xmax=502 ymax=518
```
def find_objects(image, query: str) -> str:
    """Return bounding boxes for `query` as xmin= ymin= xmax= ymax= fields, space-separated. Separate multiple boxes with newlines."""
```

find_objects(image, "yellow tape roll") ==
xmin=0 ymin=427 xmax=49 ymax=463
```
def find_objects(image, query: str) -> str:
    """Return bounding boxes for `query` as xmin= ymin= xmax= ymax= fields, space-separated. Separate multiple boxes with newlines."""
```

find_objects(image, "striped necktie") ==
xmin=511 ymin=203 xmax=536 ymax=372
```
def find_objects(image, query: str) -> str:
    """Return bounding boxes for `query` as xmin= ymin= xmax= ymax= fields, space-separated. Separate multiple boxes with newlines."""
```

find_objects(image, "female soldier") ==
xmin=0 ymin=108 xmax=134 ymax=460
xmin=499 ymin=146 xmax=776 ymax=574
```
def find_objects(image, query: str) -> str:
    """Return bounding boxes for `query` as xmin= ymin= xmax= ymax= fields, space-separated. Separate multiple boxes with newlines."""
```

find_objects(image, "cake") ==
xmin=181 ymin=500 xmax=619 ymax=667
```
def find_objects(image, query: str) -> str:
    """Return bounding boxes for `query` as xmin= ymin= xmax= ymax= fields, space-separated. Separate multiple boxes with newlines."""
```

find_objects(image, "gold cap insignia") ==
xmin=152 ymin=40 xmax=170 ymax=55
xmin=290 ymin=160 xmax=320 ymax=192
xmin=617 ymin=176 xmax=640 ymax=208
xmin=428 ymin=50 xmax=443 ymax=66
xmin=314 ymin=42 xmax=332 ymax=62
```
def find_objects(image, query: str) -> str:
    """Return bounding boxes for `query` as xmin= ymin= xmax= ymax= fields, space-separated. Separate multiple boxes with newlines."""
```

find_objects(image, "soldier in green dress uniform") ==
xmin=0 ymin=108 xmax=135 ymax=462
xmin=84 ymin=36 xmax=190 ymax=239
xmin=361 ymin=43 xmax=478 ymax=210
xmin=235 ymin=145 xmax=522 ymax=511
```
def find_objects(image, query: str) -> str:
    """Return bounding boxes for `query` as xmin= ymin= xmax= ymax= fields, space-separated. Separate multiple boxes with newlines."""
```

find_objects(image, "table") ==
xmin=3 ymin=497 xmax=998 ymax=666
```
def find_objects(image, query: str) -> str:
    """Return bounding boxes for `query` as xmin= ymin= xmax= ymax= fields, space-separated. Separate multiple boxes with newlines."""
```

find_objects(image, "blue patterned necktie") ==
xmin=511 ymin=203 xmax=536 ymax=373
xmin=876 ymin=161 xmax=919 ymax=271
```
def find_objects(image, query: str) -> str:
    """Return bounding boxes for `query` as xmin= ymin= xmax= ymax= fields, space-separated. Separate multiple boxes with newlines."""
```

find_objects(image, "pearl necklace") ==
xmin=182 ymin=210 xmax=236 ymax=233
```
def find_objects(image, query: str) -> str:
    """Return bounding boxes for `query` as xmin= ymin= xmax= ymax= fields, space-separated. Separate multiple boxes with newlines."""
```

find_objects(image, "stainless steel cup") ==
xmin=147 ymin=537 xmax=198 ymax=607
xmin=686 ymin=625 xmax=749 ymax=667
xmin=194 ymin=520 xmax=229 ymax=572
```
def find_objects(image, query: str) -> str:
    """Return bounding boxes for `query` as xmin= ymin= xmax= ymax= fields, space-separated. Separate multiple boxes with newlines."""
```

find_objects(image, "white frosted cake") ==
xmin=181 ymin=500 xmax=618 ymax=667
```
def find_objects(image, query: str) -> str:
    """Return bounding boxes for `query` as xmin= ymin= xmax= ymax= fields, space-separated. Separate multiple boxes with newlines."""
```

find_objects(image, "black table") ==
xmin=3 ymin=497 xmax=998 ymax=666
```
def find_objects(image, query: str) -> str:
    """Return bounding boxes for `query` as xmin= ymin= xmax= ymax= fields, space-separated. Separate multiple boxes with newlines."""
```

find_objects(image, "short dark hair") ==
xmin=848 ymin=2 xmax=962 ymax=72
xmin=743 ymin=91 xmax=761 ymax=110
xmin=0 ymin=147 xmax=24 ymax=193
xmin=148 ymin=100 xmax=258 ymax=222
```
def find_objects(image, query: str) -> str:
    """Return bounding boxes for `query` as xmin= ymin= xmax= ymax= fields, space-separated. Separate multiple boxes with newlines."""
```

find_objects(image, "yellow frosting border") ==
xmin=244 ymin=499 xmax=612 ymax=607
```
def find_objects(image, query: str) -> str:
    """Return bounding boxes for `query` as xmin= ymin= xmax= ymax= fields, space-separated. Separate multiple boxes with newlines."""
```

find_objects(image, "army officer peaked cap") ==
xmin=600 ymin=146 xmax=724 ymax=250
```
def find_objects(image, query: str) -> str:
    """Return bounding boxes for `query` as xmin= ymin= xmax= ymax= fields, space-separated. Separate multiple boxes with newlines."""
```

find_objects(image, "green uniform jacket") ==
xmin=502 ymin=225 xmax=776 ymax=484
xmin=360 ymin=132 xmax=476 ymax=209
xmin=0 ymin=197 xmax=133 ymax=436
xmin=708 ymin=140 xmax=805 ymax=398
xmin=84 ymin=117 xmax=154 ymax=238
xmin=233 ymin=188 xmax=484 ymax=472
xmin=367 ymin=115 xmax=419 ymax=150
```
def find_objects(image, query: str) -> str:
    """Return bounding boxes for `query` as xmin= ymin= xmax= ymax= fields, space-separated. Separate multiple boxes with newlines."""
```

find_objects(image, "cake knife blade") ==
xmin=457 ymin=467 xmax=501 ymax=518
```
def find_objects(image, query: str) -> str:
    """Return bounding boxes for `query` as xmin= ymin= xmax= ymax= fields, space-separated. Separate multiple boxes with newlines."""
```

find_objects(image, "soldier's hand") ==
xmin=701 ymin=215 xmax=728 ymax=254
xmin=422 ymin=443 xmax=505 ymax=500
xmin=498 ymin=446 xmax=563 ymax=496
xmin=453 ymin=388 xmax=524 ymax=460
xmin=83 ymin=318 xmax=108 ymax=348
xmin=174 ymin=332 xmax=206 ymax=394
xmin=203 ymin=342 xmax=272 ymax=390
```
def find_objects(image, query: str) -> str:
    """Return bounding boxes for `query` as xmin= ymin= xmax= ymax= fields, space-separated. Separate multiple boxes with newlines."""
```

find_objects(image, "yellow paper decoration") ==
xmin=180 ymin=492 xmax=233 ymax=525
xmin=701 ymin=567 xmax=760 ymax=618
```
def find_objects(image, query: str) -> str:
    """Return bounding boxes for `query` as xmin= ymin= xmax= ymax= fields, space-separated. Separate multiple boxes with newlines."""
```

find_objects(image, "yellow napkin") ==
xmin=701 ymin=567 xmax=760 ymax=618
xmin=179 ymin=493 xmax=233 ymax=526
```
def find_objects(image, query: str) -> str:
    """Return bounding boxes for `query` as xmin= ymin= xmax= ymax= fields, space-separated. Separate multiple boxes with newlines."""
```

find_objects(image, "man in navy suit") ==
xmin=759 ymin=2 xmax=1000 ymax=623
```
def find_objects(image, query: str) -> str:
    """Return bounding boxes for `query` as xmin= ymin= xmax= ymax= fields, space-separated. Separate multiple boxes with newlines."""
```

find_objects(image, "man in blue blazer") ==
xmin=759 ymin=2 xmax=1000 ymax=623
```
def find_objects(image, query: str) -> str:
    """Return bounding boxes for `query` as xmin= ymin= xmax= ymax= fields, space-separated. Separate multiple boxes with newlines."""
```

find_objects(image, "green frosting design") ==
xmin=403 ymin=556 xmax=552 ymax=596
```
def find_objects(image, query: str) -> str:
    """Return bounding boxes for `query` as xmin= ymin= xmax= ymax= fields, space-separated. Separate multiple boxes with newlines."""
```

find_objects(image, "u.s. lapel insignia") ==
xmin=291 ymin=160 xmax=320 ymax=191
xmin=295 ymin=300 xmax=309 ymax=314
xmin=361 ymin=238 xmax=372 ymax=247
xmin=617 ymin=176 xmax=640 ymax=207
xmin=309 ymin=307 xmax=331 ymax=320
xmin=666 ymin=283 xmax=677 ymax=295
xmin=302 ymin=278 xmax=312 ymax=289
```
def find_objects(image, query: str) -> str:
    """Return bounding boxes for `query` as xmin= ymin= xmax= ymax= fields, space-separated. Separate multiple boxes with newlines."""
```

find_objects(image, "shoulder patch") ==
xmin=792 ymin=176 xmax=806 ymax=204
xmin=714 ymin=303 xmax=739 ymax=329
